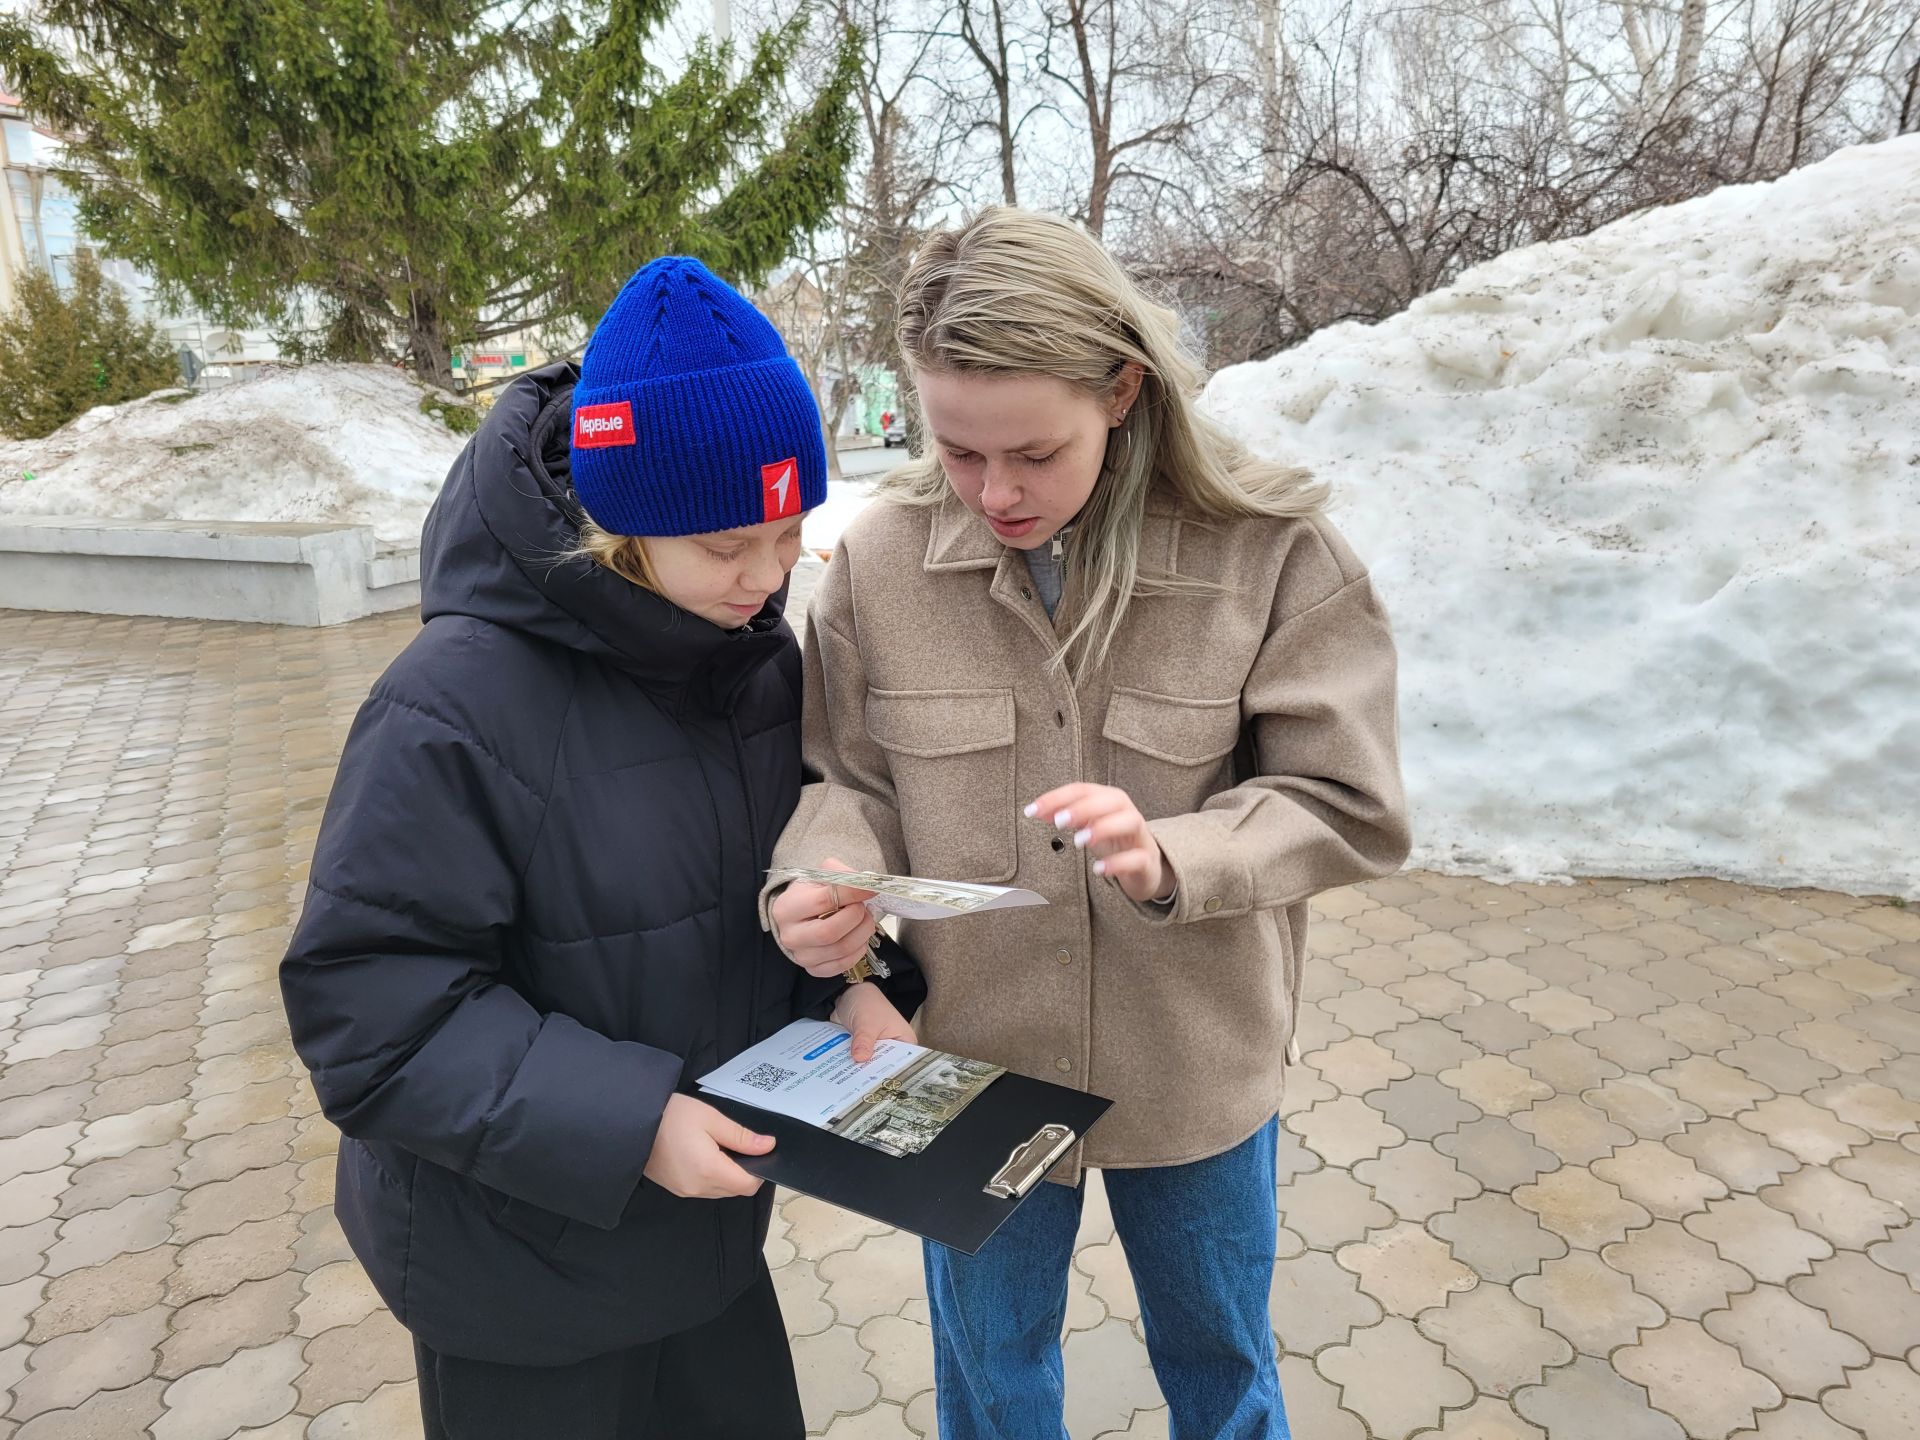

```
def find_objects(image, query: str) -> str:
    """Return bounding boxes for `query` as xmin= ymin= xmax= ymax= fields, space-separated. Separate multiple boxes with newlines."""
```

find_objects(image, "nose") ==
xmin=744 ymin=544 xmax=788 ymax=596
xmin=980 ymin=462 xmax=1023 ymax=514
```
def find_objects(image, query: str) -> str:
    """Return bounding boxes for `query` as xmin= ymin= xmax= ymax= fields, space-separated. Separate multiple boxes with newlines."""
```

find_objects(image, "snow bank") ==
xmin=0 ymin=364 xmax=469 ymax=548
xmin=1206 ymin=137 xmax=1920 ymax=898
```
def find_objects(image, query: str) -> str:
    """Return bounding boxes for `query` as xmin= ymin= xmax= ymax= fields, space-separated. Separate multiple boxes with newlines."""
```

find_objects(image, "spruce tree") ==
xmin=0 ymin=250 xmax=180 ymax=439
xmin=0 ymin=2 xmax=860 ymax=387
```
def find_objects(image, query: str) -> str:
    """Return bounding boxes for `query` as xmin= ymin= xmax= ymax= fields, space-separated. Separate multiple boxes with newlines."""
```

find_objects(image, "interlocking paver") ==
xmin=1604 ymin=1218 xmax=1755 ymax=1320
xmin=150 ymin=1335 xmax=304 ymax=1440
xmin=1759 ymin=1164 xmax=1906 ymax=1248
xmin=1305 ymin=1036 xmax=1412 ymax=1096
xmin=1513 ymin=1096 xmax=1632 ymax=1164
xmin=1368 ymin=1074 xmax=1483 ymax=1142
xmin=1789 ymin=1249 xmax=1920 ymax=1357
xmin=1613 ymin=1317 xmax=1782 ymax=1440
xmin=43 ymin=1189 xmax=177 ymax=1277
xmin=1703 ymin=1282 xmax=1871 ymax=1398
xmin=1317 ymin=1315 xmax=1473 ymax=1436
xmin=9 ymin=1306 xmax=168 ymax=1421
xmin=1379 ymin=1018 xmax=1481 ymax=1075
xmin=1336 ymin=1221 xmax=1476 ymax=1316
xmin=1273 ymin=1166 xmax=1392 ymax=1249
xmin=1514 ymin=1166 xmax=1651 ymax=1250
xmin=1868 ymin=1218 xmax=1920 ymax=1284
xmin=1063 ymin=1319 xmax=1164 ymax=1437
xmin=1670 ymin=1118 xmax=1803 ymax=1192
xmin=1514 ymin=1035 xmax=1623 ymax=1095
xmin=1429 ymin=1193 xmax=1567 ymax=1284
xmin=1513 ymin=1354 xmax=1685 ymax=1440
xmin=165 ymin=1212 xmax=301 ymax=1308
xmin=1820 ymin=1354 xmax=1920 ymax=1436
xmin=160 ymin=1271 xmax=306 ymax=1379
xmin=1592 ymin=1138 xmax=1729 ymax=1218
xmin=1353 ymin=1139 xmax=1482 ymax=1221
xmin=11 ymin=1376 xmax=167 ymax=1439
xmin=1513 ymin=1250 xmax=1665 ymax=1354
xmin=55 ymin=1142 xmax=183 ymax=1220
xmin=1276 ymin=1355 xmax=1366 ymax=1439
xmin=816 ymin=1227 xmax=926 ymax=1326
xmin=27 ymin=1243 xmax=174 ymax=1342
xmin=1411 ymin=1396 xmax=1546 ymax=1438
xmin=1269 ymin=1248 xmax=1382 ymax=1355
xmin=1435 ymin=1117 xmax=1561 ymax=1191
xmin=1652 ymin=1056 xmax=1773 ymax=1118
xmin=1811 ymin=1076 xmax=1920 ymax=1140
xmin=1416 ymin=1280 xmax=1571 ymax=1396
xmin=295 ymin=1309 xmax=414 ymax=1415
xmin=794 ymin=1323 xmax=885 ymax=1431
xmin=1439 ymin=1055 xmax=1552 ymax=1116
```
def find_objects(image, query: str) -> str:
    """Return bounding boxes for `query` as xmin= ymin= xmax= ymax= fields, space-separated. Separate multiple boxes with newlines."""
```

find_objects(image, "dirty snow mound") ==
xmin=0 ymin=364 xmax=469 ymax=548
xmin=1205 ymin=136 xmax=1920 ymax=898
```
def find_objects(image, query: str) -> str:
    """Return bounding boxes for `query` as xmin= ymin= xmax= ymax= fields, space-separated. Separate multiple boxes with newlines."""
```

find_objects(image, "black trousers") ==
xmin=414 ymin=1269 xmax=804 ymax=1440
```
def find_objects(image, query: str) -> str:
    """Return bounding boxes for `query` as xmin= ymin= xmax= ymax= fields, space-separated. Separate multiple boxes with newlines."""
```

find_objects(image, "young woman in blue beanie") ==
xmin=280 ymin=256 xmax=920 ymax=1439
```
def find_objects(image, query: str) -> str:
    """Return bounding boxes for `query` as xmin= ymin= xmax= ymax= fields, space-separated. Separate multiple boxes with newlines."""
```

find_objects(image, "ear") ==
xmin=1110 ymin=362 xmax=1145 ymax=423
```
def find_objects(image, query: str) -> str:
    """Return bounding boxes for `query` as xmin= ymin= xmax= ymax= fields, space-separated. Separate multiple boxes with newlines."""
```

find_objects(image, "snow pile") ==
xmin=0 ymin=364 xmax=469 ymax=548
xmin=1205 ymin=136 xmax=1920 ymax=898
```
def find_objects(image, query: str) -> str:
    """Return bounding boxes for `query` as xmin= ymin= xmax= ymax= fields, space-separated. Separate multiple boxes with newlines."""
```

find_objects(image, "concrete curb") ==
xmin=0 ymin=515 xmax=419 ymax=626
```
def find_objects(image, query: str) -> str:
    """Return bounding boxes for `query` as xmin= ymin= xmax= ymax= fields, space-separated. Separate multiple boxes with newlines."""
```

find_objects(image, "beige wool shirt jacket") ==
xmin=766 ymin=492 xmax=1412 ymax=1179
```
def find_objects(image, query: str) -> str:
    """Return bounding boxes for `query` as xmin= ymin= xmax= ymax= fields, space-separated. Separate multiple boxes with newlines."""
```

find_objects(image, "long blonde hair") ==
xmin=883 ymin=206 xmax=1327 ymax=681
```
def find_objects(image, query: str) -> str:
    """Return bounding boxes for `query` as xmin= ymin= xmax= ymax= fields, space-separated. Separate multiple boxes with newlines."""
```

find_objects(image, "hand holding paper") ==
xmin=772 ymin=865 xmax=1048 ymax=922
xmin=770 ymin=858 xmax=880 ymax=978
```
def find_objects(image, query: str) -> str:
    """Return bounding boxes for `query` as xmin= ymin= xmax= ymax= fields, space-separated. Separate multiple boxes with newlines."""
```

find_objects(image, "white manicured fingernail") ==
xmin=1054 ymin=810 xmax=1073 ymax=829
xmin=1023 ymin=802 xmax=1038 ymax=818
xmin=1073 ymin=828 xmax=1092 ymax=848
xmin=1092 ymin=859 xmax=1106 ymax=875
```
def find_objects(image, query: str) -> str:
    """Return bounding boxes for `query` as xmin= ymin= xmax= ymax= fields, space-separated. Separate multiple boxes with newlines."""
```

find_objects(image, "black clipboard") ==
xmin=708 ymin=1071 xmax=1112 ymax=1254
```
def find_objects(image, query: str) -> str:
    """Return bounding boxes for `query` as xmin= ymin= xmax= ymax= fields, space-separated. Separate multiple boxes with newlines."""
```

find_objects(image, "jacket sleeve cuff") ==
xmin=1135 ymin=813 xmax=1255 ymax=924
xmin=872 ymin=932 xmax=928 ymax=1019
xmin=473 ymin=1013 xmax=684 ymax=1230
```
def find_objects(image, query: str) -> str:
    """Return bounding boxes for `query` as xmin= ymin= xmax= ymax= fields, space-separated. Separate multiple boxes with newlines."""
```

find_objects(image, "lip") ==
xmin=724 ymin=601 xmax=764 ymax=617
xmin=985 ymin=515 xmax=1040 ymax=538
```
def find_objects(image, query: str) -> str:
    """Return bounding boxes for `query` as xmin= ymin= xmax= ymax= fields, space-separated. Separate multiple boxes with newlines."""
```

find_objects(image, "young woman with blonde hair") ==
xmin=767 ymin=208 xmax=1411 ymax=1438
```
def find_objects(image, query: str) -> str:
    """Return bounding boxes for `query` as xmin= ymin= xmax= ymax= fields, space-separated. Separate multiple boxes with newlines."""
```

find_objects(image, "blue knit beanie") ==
xmin=569 ymin=257 xmax=827 ymax=536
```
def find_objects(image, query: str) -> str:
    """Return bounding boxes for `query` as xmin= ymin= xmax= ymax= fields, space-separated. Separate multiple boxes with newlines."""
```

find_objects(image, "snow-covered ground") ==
xmin=1206 ymin=136 xmax=1920 ymax=898
xmin=0 ymin=365 xmax=468 ymax=548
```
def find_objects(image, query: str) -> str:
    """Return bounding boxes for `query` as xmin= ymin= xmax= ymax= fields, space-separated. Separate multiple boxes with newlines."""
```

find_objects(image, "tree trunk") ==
xmin=408 ymin=307 xmax=456 ymax=391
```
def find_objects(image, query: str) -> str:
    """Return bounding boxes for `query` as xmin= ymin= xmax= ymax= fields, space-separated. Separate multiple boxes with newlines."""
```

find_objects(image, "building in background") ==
xmin=1 ymin=88 xmax=80 ymax=312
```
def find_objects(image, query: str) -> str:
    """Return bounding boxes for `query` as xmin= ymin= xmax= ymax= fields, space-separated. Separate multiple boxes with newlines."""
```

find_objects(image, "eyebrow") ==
xmin=710 ymin=518 xmax=805 ymax=540
xmin=934 ymin=434 xmax=1064 ymax=453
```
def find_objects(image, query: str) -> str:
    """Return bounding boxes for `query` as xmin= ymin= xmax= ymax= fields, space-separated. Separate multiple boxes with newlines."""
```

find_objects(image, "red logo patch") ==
xmin=573 ymin=401 xmax=634 ymax=449
xmin=762 ymin=457 xmax=801 ymax=521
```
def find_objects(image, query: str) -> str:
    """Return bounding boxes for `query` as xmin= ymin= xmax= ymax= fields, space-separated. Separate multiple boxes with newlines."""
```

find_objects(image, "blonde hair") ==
xmin=884 ymin=206 xmax=1327 ymax=681
xmin=571 ymin=518 xmax=661 ymax=592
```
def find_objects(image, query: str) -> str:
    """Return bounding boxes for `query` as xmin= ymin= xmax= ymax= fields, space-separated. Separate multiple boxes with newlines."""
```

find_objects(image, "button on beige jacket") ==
xmin=766 ymin=492 xmax=1411 ymax=1179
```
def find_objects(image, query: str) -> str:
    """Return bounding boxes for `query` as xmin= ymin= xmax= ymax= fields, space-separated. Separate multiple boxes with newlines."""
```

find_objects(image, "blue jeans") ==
xmin=924 ymin=1118 xmax=1289 ymax=1440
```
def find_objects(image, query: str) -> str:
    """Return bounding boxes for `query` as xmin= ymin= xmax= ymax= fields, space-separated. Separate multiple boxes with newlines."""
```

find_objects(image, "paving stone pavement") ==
xmin=3 ymin=604 xmax=1919 ymax=1439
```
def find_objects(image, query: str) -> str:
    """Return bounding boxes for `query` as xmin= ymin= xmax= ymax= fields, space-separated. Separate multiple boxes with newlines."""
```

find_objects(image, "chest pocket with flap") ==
xmin=1103 ymin=687 xmax=1243 ymax=821
xmin=865 ymin=687 xmax=1017 ymax=883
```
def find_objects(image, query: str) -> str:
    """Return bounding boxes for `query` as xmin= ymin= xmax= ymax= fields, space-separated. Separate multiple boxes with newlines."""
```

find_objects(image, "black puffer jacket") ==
xmin=280 ymin=362 xmax=913 ymax=1364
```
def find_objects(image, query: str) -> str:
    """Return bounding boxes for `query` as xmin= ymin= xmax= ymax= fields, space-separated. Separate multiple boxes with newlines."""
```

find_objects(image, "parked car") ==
xmin=882 ymin=415 xmax=907 ymax=447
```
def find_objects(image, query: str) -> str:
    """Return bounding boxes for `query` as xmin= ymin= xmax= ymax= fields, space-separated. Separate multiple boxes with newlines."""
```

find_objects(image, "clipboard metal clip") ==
xmin=984 ymin=1123 xmax=1078 ymax=1200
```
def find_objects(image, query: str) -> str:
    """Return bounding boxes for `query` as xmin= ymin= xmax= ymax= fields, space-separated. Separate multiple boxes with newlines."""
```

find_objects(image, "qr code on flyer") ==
xmin=740 ymin=1063 xmax=796 ymax=1093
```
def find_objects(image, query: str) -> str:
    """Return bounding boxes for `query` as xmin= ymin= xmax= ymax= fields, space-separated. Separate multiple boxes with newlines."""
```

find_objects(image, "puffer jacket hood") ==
xmin=420 ymin=360 xmax=791 ymax=713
